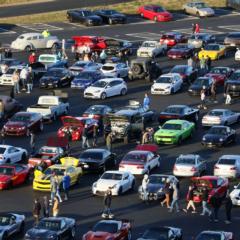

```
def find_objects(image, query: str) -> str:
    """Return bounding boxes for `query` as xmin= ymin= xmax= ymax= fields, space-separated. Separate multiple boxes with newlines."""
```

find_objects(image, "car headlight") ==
xmin=95 ymin=90 xmax=101 ymax=93
xmin=202 ymin=137 xmax=206 ymax=141
xmin=219 ymin=138 xmax=223 ymax=142
xmin=166 ymin=86 xmax=171 ymax=89
xmin=48 ymin=235 xmax=56 ymax=239
xmin=19 ymin=126 xmax=26 ymax=130
xmin=188 ymin=89 xmax=193 ymax=92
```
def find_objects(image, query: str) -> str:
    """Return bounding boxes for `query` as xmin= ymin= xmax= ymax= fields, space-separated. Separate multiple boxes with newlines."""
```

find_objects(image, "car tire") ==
xmin=52 ymin=113 xmax=57 ymax=121
xmin=6 ymin=158 xmax=11 ymax=163
xmin=154 ymin=16 xmax=158 ymax=22
xmin=77 ymin=175 xmax=81 ymax=185
xmin=39 ymin=121 xmax=44 ymax=132
xmin=25 ymin=45 xmax=32 ymax=52
xmin=140 ymin=13 xmax=144 ymax=18
xmin=64 ymin=107 xmax=69 ymax=115
xmin=132 ymin=64 xmax=142 ymax=75
xmin=224 ymin=121 xmax=228 ymax=126
xmin=126 ymin=230 xmax=132 ymax=240
xmin=196 ymin=12 xmax=200 ymax=17
xmin=101 ymin=92 xmax=107 ymax=100
xmin=69 ymin=16 xmax=74 ymax=22
xmin=121 ymin=88 xmax=127 ymax=96
xmin=118 ymin=187 xmax=123 ymax=195
xmin=21 ymin=153 xmax=27 ymax=162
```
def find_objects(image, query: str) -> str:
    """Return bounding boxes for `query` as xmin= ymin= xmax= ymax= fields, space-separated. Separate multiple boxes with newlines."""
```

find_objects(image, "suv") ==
xmin=107 ymin=110 xmax=144 ymax=144
xmin=128 ymin=58 xmax=162 ymax=82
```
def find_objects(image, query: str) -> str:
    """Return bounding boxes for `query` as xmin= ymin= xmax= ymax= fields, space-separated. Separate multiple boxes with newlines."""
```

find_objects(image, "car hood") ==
xmin=138 ymin=47 xmax=154 ymax=52
xmin=155 ymin=129 xmax=180 ymax=136
xmin=5 ymin=121 xmax=26 ymax=128
xmin=87 ymin=15 xmax=102 ymax=21
xmin=147 ymin=183 xmax=164 ymax=192
xmin=26 ymin=228 xmax=57 ymax=238
xmin=85 ymin=86 xmax=102 ymax=92
xmin=203 ymin=133 xmax=226 ymax=140
xmin=189 ymin=85 xmax=203 ymax=91
xmin=169 ymin=49 xmax=187 ymax=54
xmin=0 ymin=175 xmax=12 ymax=182
xmin=110 ymin=13 xmax=125 ymax=18
xmin=199 ymin=8 xmax=214 ymax=13
xmin=85 ymin=231 xmax=113 ymax=240
xmin=72 ymin=78 xmax=92 ymax=84
xmin=153 ymin=83 xmax=172 ymax=88
xmin=96 ymin=179 xmax=120 ymax=188
xmin=40 ymin=76 xmax=60 ymax=82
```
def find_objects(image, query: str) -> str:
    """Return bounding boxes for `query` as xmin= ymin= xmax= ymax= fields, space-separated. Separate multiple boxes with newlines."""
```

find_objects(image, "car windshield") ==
xmin=194 ymin=2 xmax=208 ymax=8
xmin=6 ymin=68 xmax=17 ymax=74
xmin=164 ymin=107 xmax=184 ymax=114
xmin=102 ymin=10 xmax=117 ymax=15
xmin=228 ymin=33 xmax=240 ymax=39
xmin=0 ymin=167 xmax=14 ymax=176
xmin=218 ymin=158 xmax=236 ymax=165
xmin=208 ymin=127 xmax=227 ymax=135
xmin=102 ymin=65 xmax=115 ymax=71
xmin=156 ymin=77 xmax=172 ymax=84
xmin=80 ymin=151 xmax=103 ymax=160
xmin=208 ymin=110 xmax=224 ymax=116
xmin=142 ymin=42 xmax=157 ymax=48
xmin=142 ymin=229 xmax=168 ymax=240
xmin=162 ymin=123 xmax=182 ymax=130
xmin=0 ymin=147 xmax=6 ymax=154
xmin=39 ymin=56 xmax=56 ymax=62
xmin=83 ymin=11 xmax=93 ymax=16
xmin=193 ymin=78 xmax=209 ymax=86
xmin=46 ymin=69 xmax=64 ymax=77
xmin=190 ymin=34 xmax=206 ymax=40
xmin=171 ymin=66 xmax=187 ymax=74
xmin=44 ymin=168 xmax=65 ymax=176
xmin=40 ymin=147 xmax=58 ymax=154
xmin=196 ymin=233 xmax=221 ymax=240
xmin=76 ymin=72 xmax=94 ymax=80
xmin=11 ymin=114 xmax=31 ymax=122
xmin=204 ymin=45 xmax=220 ymax=51
xmin=173 ymin=44 xmax=188 ymax=49
xmin=0 ymin=216 xmax=11 ymax=226
xmin=37 ymin=220 xmax=60 ymax=231
xmin=101 ymin=172 xmax=122 ymax=180
xmin=176 ymin=157 xmax=195 ymax=164
xmin=210 ymin=68 xmax=228 ymax=75
xmin=153 ymin=6 xmax=165 ymax=12
xmin=92 ymin=81 xmax=107 ymax=88
xmin=149 ymin=175 xmax=169 ymax=184
xmin=85 ymin=106 xmax=104 ymax=114
xmin=230 ymin=72 xmax=240 ymax=80
xmin=123 ymin=153 xmax=147 ymax=162
xmin=93 ymin=222 xmax=118 ymax=233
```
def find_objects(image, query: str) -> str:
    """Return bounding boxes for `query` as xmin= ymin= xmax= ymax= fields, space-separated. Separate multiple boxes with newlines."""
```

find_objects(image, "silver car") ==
xmin=188 ymin=33 xmax=216 ymax=49
xmin=202 ymin=109 xmax=240 ymax=127
xmin=173 ymin=154 xmax=206 ymax=177
xmin=183 ymin=1 xmax=215 ymax=17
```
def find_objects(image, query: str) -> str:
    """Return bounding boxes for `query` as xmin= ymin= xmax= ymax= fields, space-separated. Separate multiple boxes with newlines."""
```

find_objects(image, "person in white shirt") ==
xmin=141 ymin=174 xmax=149 ymax=202
xmin=20 ymin=67 xmax=28 ymax=91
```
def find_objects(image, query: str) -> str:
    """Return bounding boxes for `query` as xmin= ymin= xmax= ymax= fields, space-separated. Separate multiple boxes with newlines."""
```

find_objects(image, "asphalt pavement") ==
xmin=0 ymin=12 xmax=240 ymax=240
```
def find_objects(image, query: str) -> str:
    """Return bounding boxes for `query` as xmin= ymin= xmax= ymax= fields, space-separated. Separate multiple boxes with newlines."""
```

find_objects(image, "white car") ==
xmin=182 ymin=1 xmax=215 ymax=17
xmin=230 ymin=183 xmax=240 ymax=206
xmin=214 ymin=155 xmax=240 ymax=178
xmin=173 ymin=154 xmax=206 ymax=177
xmin=92 ymin=170 xmax=135 ymax=196
xmin=84 ymin=78 xmax=127 ymax=100
xmin=235 ymin=48 xmax=240 ymax=61
xmin=151 ymin=73 xmax=183 ymax=95
xmin=202 ymin=109 xmax=240 ymax=127
xmin=137 ymin=41 xmax=167 ymax=58
xmin=119 ymin=150 xmax=160 ymax=175
xmin=100 ymin=63 xmax=129 ymax=78
xmin=0 ymin=145 xmax=28 ymax=164
xmin=11 ymin=33 xmax=60 ymax=51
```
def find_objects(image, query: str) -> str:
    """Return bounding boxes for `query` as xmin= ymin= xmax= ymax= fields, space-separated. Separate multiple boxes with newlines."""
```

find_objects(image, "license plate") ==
xmin=172 ymin=56 xmax=177 ymax=58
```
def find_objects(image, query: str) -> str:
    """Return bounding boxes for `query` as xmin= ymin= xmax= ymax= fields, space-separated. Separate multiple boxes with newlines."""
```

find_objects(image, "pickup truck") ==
xmin=27 ymin=95 xmax=69 ymax=121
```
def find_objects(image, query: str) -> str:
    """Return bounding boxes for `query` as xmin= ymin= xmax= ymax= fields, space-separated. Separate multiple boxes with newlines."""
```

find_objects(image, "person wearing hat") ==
xmin=42 ymin=29 xmax=50 ymax=38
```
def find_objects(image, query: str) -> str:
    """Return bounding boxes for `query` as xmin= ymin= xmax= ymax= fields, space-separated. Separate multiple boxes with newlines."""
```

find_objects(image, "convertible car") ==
xmin=198 ymin=44 xmax=227 ymax=60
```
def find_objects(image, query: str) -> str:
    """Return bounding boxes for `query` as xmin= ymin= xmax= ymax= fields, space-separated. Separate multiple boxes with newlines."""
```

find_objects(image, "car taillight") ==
xmin=230 ymin=167 xmax=236 ymax=170
xmin=191 ymin=167 xmax=196 ymax=172
xmin=214 ymin=165 xmax=219 ymax=169
xmin=169 ymin=39 xmax=175 ymax=43
xmin=137 ymin=165 xmax=144 ymax=169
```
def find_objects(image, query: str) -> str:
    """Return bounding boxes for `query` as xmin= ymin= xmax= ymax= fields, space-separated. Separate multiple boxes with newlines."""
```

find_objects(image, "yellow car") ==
xmin=198 ymin=44 xmax=226 ymax=60
xmin=33 ymin=157 xmax=82 ymax=191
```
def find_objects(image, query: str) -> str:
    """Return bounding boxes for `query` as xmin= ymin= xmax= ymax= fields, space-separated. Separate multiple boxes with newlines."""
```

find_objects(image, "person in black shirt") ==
xmin=102 ymin=188 xmax=114 ymax=218
xmin=225 ymin=190 xmax=233 ymax=224
xmin=183 ymin=185 xmax=196 ymax=213
xmin=200 ymin=186 xmax=211 ymax=216
xmin=209 ymin=193 xmax=222 ymax=222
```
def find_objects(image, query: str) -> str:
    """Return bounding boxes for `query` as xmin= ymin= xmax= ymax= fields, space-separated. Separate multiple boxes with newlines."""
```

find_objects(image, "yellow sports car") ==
xmin=198 ymin=44 xmax=226 ymax=60
xmin=33 ymin=157 xmax=82 ymax=191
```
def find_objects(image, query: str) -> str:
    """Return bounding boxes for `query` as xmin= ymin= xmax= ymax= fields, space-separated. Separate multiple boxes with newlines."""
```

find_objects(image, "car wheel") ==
xmin=52 ymin=113 xmax=57 ymax=121
xmin=69 ymin=16 xmax=74 ymax=22
xmin=190 ymin=129 xmax=195 ymax=138
xmin=39 ymin=121 xmax=44 ymax=132
xmin=153 ymin=16 xmax=158 ymax=22
xmin=77 ymin=175 xmax=81 ymax=185
xmin=64 ymin=107 xmax=69 ymax=115
xmin=118 ymin=187 xmax=123 ymax=195
xmin=21 ymin=153 xmax=27 ymax=162
xmin=71 ymin=226 xmax=76 ymax=239
xmin=101 ymin=92 xmax=107 ymax=100
xmin=25 ymin=46 xmax=32 ymax=52
xmin=121 ymin=88 xmax=127 ymax=96
xmin=6 ymin=158 xmax=11 ymax=163
xmin=51 ymin=43 xmax=59 ymax=51
xmin=170 ymin=88 xmax=174 ymax=94
xmin=126 ymin=230 xmax=132 ymax=240
xmin=196 ymin=12 xmax=200 ymax=17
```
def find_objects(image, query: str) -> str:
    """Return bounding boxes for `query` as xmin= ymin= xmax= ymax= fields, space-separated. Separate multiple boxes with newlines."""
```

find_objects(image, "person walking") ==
xmin=102 ymin=187 xmax=114 ymax=218
xmin=195 ymin=23 xmax=200 ymax=33
xmin=141 ymin=174 xmax=149 ymax=202
xmin=200 ymin=56 xmax=206 ymax=71
xmin=225 ymin=84 xmax=232 ymax=105
xmin=62 ymin=171 xmax=71 ymax=201
xmin=187 ymin=56 xmax=193 ymax=67
xmin=161 ymin=179 xmax=171 ymax=208
xmin=28 ymin=52 xmax=37 ymax=64
xmin=30 ymin=131 xmax=36 ymax=155
xmin=200 ymin=86 xmax=207 ymax=109
xmin=33 ymin=198 xmax=41 ymax=225
xmin=106 ymin=132 xmax=113 ymax=152
xmin=209 ymin=194 xmax=222 ymax=222
xmin=0 ymin=129 xmax=5 ymax=145
xmin=12 ymin=70 xmax=20 ymax=94
xmin=225 ymin=190 xmax=233 ymax=224
xmin=54 ymin=174 xmax=63 ymax=203
xmin=92 ymin=122 xmax=99 ymax=147
xmin=20 ymin=67 xmax=28 ymax=91
xmin=143 ymin=93 xmax=150 ymax=110
xmin=192 ymin=23 xmax=196 ymax=34
xmin=211 ymin=80 xmax=217 ymax=102
xmin=82 ymin=124 xmax=90 ymax=149
xmin=42 ymin=196 xmax=50 ymax=217
xmin=183 ymin=185 xmax=197 ymax=213
xmin=200 ymin=186 xmax=211 ymax=216
xmin=100 ymin=50 xmax=107 ymax=64
xmin=26 ymin=67 xmax=34 ymax=94
xmin=169 ymin=183 xmax=180 ymax=213
xmin=206 ymin=55 xmax=211 ymax=72
xmin=50 ymin=172 xmax=57 ymax=205
xmin=52 ymin=196 xmax=59 ymax=217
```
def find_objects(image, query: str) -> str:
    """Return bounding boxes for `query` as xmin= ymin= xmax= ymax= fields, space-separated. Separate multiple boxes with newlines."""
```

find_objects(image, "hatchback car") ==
xmin=100 ymin=63 xmax=129 ymax=78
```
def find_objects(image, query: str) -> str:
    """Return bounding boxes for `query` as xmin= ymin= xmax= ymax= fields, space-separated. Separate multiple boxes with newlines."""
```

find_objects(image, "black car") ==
xmin=25 ymin=217 xmax=75 ymax=240
xmin=139 ymin=226 xmax=182 ymax=240
xmin=94 ymin=9 xmax=127 ymax=24
xmin=39 ymin=68 xmax=73 ymax=88
xmin=188 ymin=77 xmax=213 ymax=96
xmin=202 ymin=126 xmax=236 ymax=147
xmin=224 ymin=69 xmax=240 ymax=97
xmin=170 ymin=65 xmax=198 ymax=84
xmin=66 ymin=9 xmax=102 ymax=26
xmin=104 ymin=39 xmax=132 ymax=56
xmin=158 ymin=105 xmax=199 ymax=124
xmin=78 ymin=148 xmax=116 ymax=172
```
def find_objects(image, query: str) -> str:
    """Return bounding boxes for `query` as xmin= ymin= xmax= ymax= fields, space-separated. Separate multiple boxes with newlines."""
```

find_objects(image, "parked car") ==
xmin=224 ymin=32 xmax=240 ymax=47
xmin=84 ymin=78 xmax=127 ymax=100
xmin=202 ymin=109 xmax=240 ymax=127
xmin=188 ymin=33 xmax=216 ymax=49
xmin=173 ymin=154 xmax=206 ymax=177
xmin=224 ymin=69 xmax=240 ymax=97
xmin=69 ymin=61 xmax=102 ymax=76
xmin=101 ymin=62 xmax=129 ymax=78
xmin=202 ymin=126 xmax=236 ymax=147
xmin=198 ymin=44 xmax=227 ymax=60
xmin=188 ymin=76 xmax=213 ymax=96
xmin=195 ymin=231 xmax=234 ymax=240
xmin=38 ymin=54 xmax=68 ymax=69
xmin=151 ymin=73 xmax=183 ymax=95
xmin=92 ymin=170 xmax=135 ymax=196
xmin=214 ymin=155 xmax=240 ymax=178
xmin=0 ymin=58 xmax=24 ymax=75
xmin=167 ymin=43 xmax=194 ymax=59
xmin=3 ymin=112 xmax=43 ymax=136
xmin=94 ymin=9 xmax=127 ymax=24
xmin=182 ymin=1 xmax=215 ymax=17
xmin=230 ymin=183 xmax=240 ymax=206
xmin=138 ymin=5 xmax=173 ymax=22
xmin=160 ymin=32 xmax=187 ymax=47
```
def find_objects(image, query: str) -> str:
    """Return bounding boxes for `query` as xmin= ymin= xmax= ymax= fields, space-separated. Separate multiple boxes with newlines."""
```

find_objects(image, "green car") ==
xmin=154 ymin=119 xmax=195 ymax=145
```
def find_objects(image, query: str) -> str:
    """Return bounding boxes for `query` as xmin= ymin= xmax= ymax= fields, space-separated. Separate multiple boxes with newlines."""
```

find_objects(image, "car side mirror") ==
xmin=234 ymin=185 xmax=237 ymax=189
xmin=158 ymin=126 xmax=161 ymax=129
xmin=154 ymin=80 xmax=156 ymax=83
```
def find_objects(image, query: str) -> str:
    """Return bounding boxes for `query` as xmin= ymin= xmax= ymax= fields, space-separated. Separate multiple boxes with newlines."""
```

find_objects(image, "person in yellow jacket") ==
xmin=42 ymin=29 xmax=50 ymax=38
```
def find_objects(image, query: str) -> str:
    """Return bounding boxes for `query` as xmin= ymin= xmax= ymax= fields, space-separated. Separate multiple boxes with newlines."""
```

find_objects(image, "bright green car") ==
xmin=154 ymin=119 xmax=195 ymax=145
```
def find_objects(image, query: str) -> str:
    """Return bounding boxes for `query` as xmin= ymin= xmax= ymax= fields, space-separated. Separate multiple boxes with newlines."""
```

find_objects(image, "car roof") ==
xmin=83 ymin=148 xmax=107 ymax=153
xmin=104 ymin=170 xmax=125 ymax=174
xmin=98 ymin=78 xmax=123 ymax=83
xmin=160 ymin=73 xmax=180 ymax=77
xmin=178 ymin=154 xmax=199 ymax=158
xmin=19 ymin=33 xmax=41 ymax=37
xmin=167 ymin=105 xmax=187 ymax=108
xmin=164 ymin=119 xmax=189 ymax=124
xmin=127 ymin=150 xmax=151 ymax=155
xmin=220 ymin=155 xmax=240 ymax=159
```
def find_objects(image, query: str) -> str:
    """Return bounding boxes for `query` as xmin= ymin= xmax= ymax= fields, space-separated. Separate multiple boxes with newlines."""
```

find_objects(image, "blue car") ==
xmin=71 ymin=70 xmax=103 ymax=89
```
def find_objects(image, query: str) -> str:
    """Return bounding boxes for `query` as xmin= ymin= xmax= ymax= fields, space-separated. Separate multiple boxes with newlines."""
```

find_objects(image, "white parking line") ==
xmin=126 ymin=32 xmax=162 ymax=40
xmin=218 ymin=24 xmax=240 ymax=31
xmin=18 ymin=23 xmax=63 ymax=32
xmin=172 ymin=28 xmax=224 ymax=35
xmin=0 ymin=27 xmax=16 ymax=34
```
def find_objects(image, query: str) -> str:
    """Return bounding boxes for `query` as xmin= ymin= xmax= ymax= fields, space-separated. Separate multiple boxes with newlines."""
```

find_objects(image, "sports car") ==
xmin=188 ymin=33 xmax=216 ymax=49
xmin=69 ymin=61 xmax=102 ymax=76
xmin=188 ymin=76 xmax=213 ymax=96
xmin=137 ymin=226 xmax=182 ymax=240
xmin=167 ymin=44 xmax=194 ymax=59
xmin=182 ymin=1 xmax=215 ymax=17
xmin=202 ymin=109 xmax=240 ymax=127
xmin=230 ymin=183 xmax=240 ymax=206
xmin=39 ymin=68 xmax=73 ymax=88
xmin=154 ymin=120 xmax=195 ymax=145
xmin=138 ymin=5 xmax=173 ymax=22
xmin=202 ymin=126 xmax=236 ymax=147
xmin=3 ymin=112 xmax=43 ymax=136
xmin=205 ymin=67 xmax=234 ymax=85
xmin=25 ymin=217 xmax=76 ymax=240
xmin=160 ymin=32 xmax=187 ymax=47
xmin=79 ymin=148 xmax=117 ymax=172
xmin=92 ymin=170 xmax=135 ymax=196
xmin=195 ymin=231 xmax=233 ymax=240
xmin=137 ymin=41 xmax=167 ymax=58
xmin=0 ymin=164 xmax=30 ymax=190
xmin=119 ymin=144 xmax=160 ymax=175
xmin=198 ymin=44 xmax=227 ymax=60
xmin=0 ymin=145 xmax=28 ymax=164
xmin=189 ymin=176 xmax=229 ymax=203
xmin=138 ymin=174 xmax=178 ymax=201
xmin=0 ymin=213 xmax=25 ymax=240
xmin=33 ymin=160 xmax=82 ymax=191
xmin=83 ymin=219 xmax=131 ymax=240
xmin=94 ymin=9 xmax=127 ymax=24
xmin=57 ymin=116 xmax=98 ymax=141
xmin=158 ymin=105 xmax=199 ymax=124
xmin=101 ymin=62 xmax=129 ymax=78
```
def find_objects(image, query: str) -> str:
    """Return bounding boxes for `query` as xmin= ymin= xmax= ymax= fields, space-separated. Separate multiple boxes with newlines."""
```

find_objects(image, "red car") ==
xmin=138 ymin=5 xmax=173 ymax=22
xmin=167 ymin=43 xmax=194 ymax=59
xmin=205 ymin=67 xmax=234 ymax=86
xmin=82 ymin=219 xmax=131 ymax=240
xmin=3 ymin=112 xmax=43 ymax=136
xmin=160 ymin=32 xmax=187 ymax=47
xmin=0 ymin=164 xmax=30 ymax=190
xmin=57 ymin=116 xmax=98 ymax=141
xmin=188 ymin=176 xmax=229 ymax=203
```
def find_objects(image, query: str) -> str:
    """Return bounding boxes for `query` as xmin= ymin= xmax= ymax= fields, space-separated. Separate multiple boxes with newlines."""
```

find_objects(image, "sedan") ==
xmin=202 ymin=126 xmax=236 ymax=147
xmin=182 ymin=1 xmax=215 ymax=17
xmin=230 ymin=183 xmax=240 ymax=206
xmin=167 ymin=44 xmax=194 ymax=59
xmin=160 ymin=32 xmax=187 ymax=47
xmin=214 ymin=155 xmax=240 ymax=178
xmin=198 ymin=44 xmax=227 ymax=60
xmin=92 ymin=170 xmax=135 ymax=196
xmin=188 ymin=76 xmax=213 ymax=96
xmin=69 ymin=61 xmax=102 ymax=76
xmin=151 ymin=73 xmax=183 ymax=95
xmin=196 ymin=231 xmax=234 ymax=240
xmin=84 ymin=78 xmax=127 ymax=100
xmin=158 ymin=104 xmax=199 ymax=124
xmin=101 ymin=62 xmax=129 ymax=78
xmin=3 ymin=112 xmax=43 ymax=136
xmin=224 ymin=32 xmax=240 ymax=47
xmin=83 ymin=105 xmax=112 ymax=121
xmin=202 ymin=109 xmax=240 ymax=127
xmin=39 ymin=68 xmax=73 ymax=88
xmin=94 ymin=9 xmax=127 ymax=24
xmin=188 ymin=33 xmax=216 ymax=49
xmin=173 ymin=154 xmax=206 ymax=177
xmin=138 ymin=5 xmax=173 ymax=22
